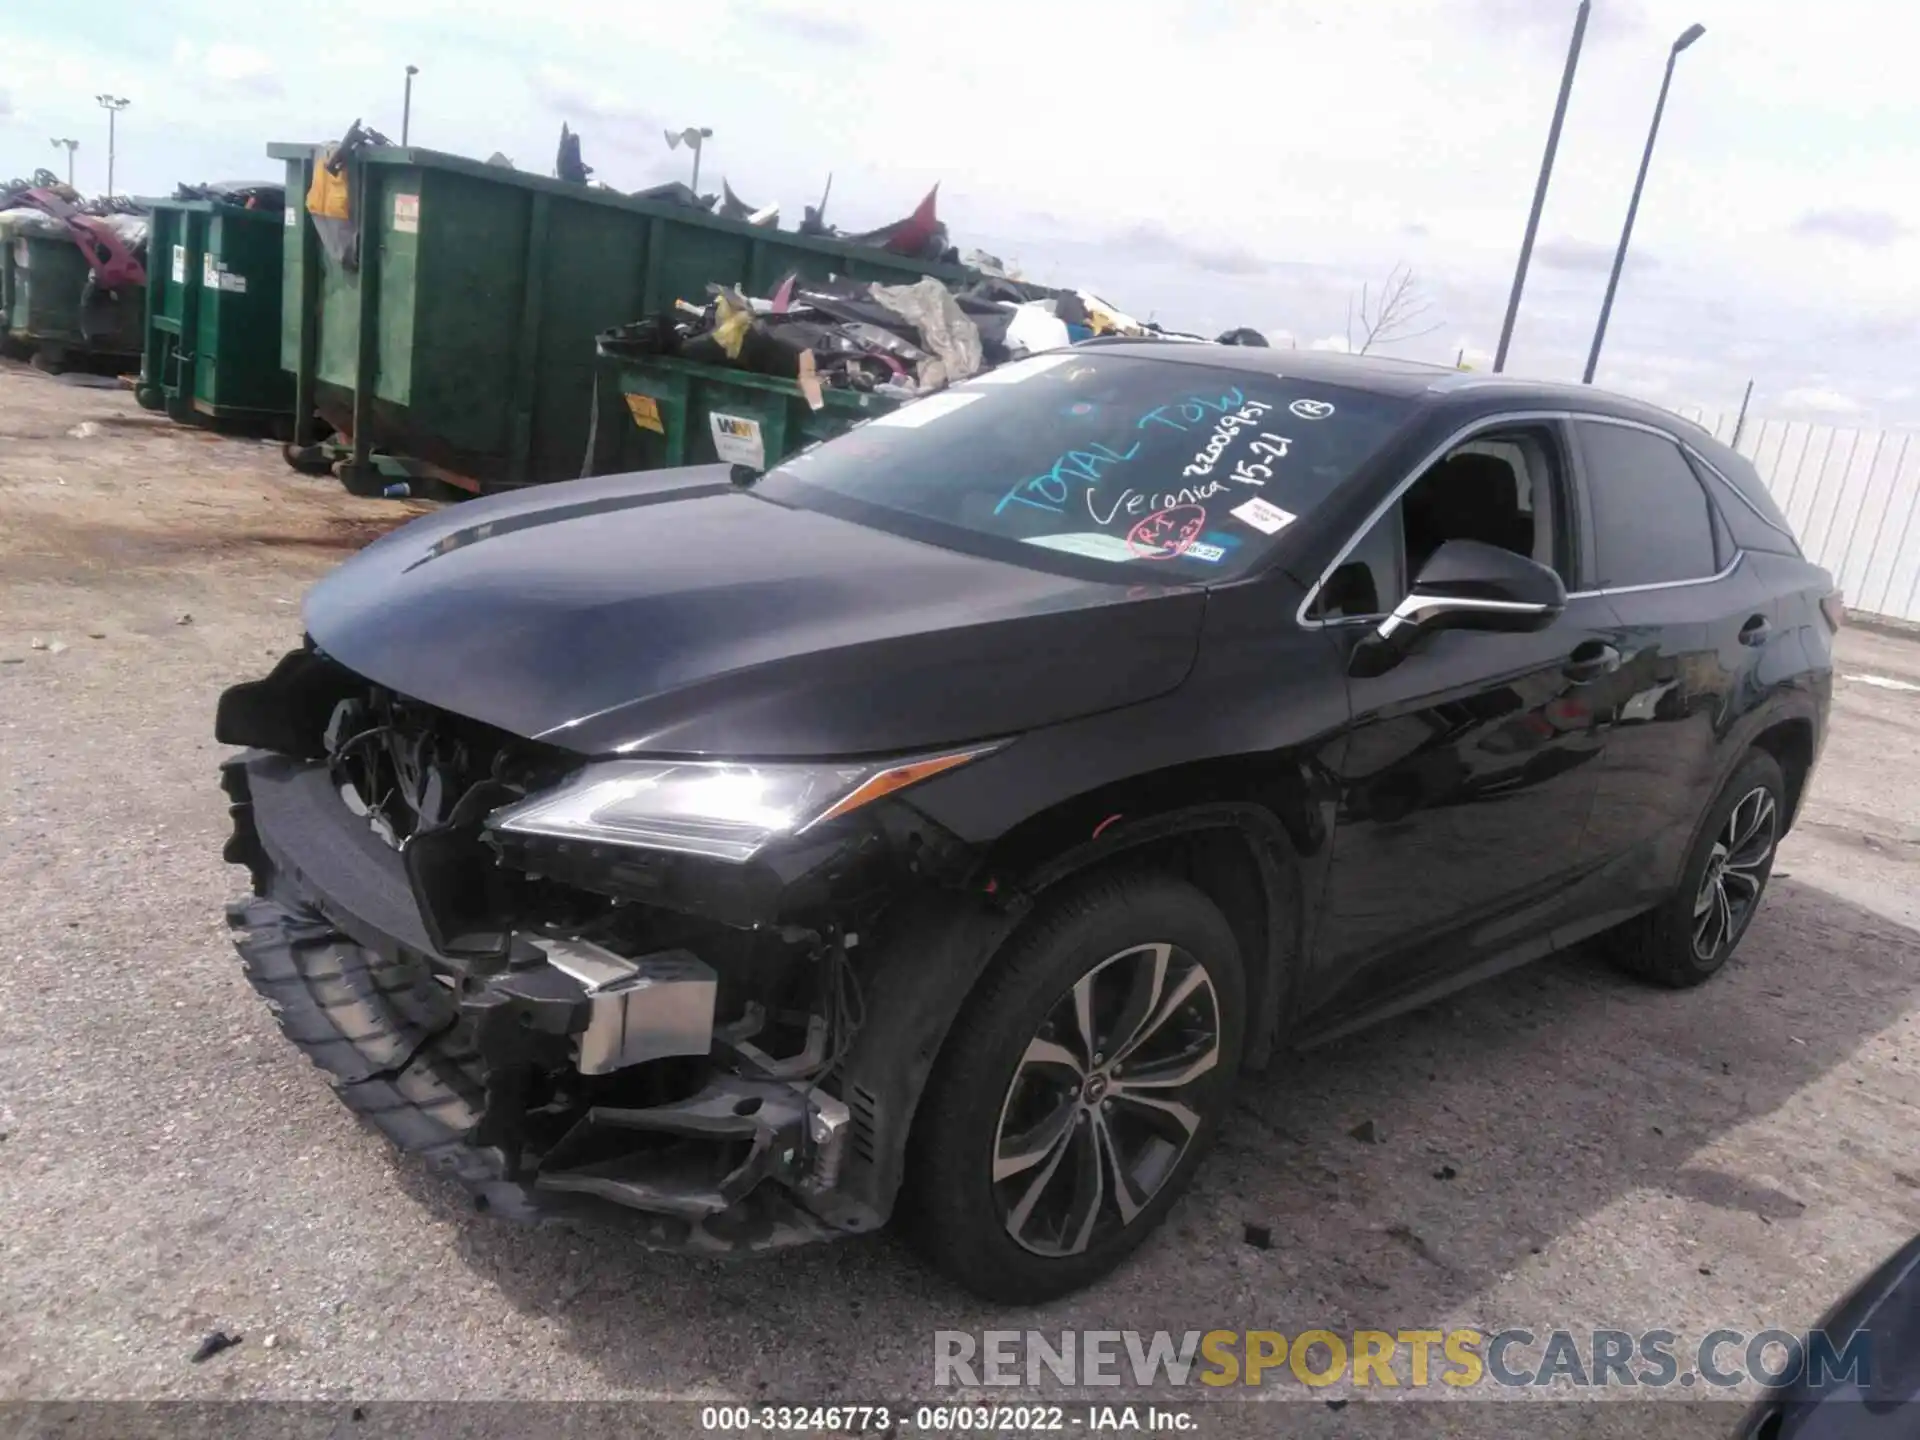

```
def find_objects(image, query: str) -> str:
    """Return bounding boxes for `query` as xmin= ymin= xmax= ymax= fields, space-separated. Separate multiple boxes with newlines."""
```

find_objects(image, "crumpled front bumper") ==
xmin=221 ymin=750 xmax=845 ymax=1255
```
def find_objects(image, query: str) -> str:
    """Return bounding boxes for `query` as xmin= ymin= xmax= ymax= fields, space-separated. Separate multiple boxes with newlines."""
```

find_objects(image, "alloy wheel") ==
xmin=991 ymin=941 xmax=1222 ymax=1257
xmin=1693 ymin=786 xmax=1777 ymax=961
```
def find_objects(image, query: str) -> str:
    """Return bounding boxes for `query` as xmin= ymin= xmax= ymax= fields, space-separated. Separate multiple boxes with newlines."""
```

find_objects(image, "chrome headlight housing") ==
xmin=485 ymin=747 xmax=994 ymax=864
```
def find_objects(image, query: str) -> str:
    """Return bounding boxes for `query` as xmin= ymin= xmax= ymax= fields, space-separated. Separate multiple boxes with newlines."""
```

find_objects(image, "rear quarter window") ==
xmin=1687 ymin=452 xmax=1802 ymax=556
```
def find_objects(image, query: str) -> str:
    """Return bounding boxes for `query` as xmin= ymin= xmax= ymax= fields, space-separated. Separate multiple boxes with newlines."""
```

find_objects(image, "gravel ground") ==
xmin=2 ymin=363 xmax=1917 ymax=1438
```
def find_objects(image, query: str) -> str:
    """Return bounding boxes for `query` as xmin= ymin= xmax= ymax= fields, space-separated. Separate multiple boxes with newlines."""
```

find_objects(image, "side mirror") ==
xmin=1350 ymin=539 xmax=1566 ymax=677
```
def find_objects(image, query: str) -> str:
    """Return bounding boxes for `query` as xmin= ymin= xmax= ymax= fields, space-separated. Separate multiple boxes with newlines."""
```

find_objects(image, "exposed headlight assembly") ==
xmin=485 ymin=747 xmax=995 ymax=863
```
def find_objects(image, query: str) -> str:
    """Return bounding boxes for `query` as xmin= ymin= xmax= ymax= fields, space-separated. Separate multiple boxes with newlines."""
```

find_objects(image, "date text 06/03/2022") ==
xmin=698 ymin=1403 xmax=1198 ymax=1432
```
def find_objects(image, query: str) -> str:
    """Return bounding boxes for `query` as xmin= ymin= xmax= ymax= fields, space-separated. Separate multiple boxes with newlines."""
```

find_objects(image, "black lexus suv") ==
xmin=218 ymin=344 xmax=1836 ymax=1302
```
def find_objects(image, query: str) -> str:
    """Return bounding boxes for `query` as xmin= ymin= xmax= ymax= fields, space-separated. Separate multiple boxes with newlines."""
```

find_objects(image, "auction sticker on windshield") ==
xmin=1230 ymin=497 xmax=1297 ymax=535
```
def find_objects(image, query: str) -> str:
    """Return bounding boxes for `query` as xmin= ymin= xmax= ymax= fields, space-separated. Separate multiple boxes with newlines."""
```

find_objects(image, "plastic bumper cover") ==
xmin=220 ymin=750 xmax=845 ymax=1254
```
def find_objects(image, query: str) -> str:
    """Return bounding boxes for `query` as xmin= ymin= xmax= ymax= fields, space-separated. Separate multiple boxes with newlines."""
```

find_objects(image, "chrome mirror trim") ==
xmin=1375 ymin=593 xmax=1552 ymax=641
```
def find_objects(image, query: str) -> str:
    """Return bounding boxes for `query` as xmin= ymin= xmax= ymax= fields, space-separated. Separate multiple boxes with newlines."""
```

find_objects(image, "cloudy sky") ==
xmin=5 ymin=0 xmax=1917 ymax=427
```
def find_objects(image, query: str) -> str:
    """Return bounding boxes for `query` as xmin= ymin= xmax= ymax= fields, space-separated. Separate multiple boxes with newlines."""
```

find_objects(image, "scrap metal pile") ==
xmin=604 ymin=274 xmax=1111 ymax=396
xmin=555 ymin=123 xmax=960 ymax=264
xmin=555 ymin=122 xmax=1262 ymax=394
xmin=0 ymin=173 xmax=151 ymax=291
xmin=599 ymin=266 xmax=1235 ymax=403
xmin=0 ymin=171 xmax=152 ymax=367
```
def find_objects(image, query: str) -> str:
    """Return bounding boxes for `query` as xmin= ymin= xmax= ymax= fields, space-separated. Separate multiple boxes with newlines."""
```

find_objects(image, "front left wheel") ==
xmin=903 ymin=873 xmax=1245 ymax=1304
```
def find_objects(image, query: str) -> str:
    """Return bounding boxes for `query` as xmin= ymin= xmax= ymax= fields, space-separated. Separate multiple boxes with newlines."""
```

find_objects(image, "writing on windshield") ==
xmin=764 ymin=354 xmax=1412 ymax=581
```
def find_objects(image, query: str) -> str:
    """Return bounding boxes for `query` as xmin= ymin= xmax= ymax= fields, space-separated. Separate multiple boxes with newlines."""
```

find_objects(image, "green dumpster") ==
xmin=592 ymin=348 xmax=902 ymax=477
xmin=0 ymin=237 xmax=15 ymax=354
xmin=270 ymin=141 xmax=972 ymax=495
xmin=137 ymin=197 xmax=293 ymax=429
xmin=0 ymin=224 xmax=144 ymax=369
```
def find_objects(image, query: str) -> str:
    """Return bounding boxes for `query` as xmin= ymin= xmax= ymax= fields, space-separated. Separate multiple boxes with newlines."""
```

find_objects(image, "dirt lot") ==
xmin=2 ymin=363 xmax=1917 ymax=1437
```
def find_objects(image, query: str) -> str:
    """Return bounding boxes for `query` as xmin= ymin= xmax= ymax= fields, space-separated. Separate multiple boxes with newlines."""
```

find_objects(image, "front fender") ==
xmin=1007 ymin=803 xmax=1305 ymax=1071
xmin=831 ymin=801 xmax=1310 ymax=1226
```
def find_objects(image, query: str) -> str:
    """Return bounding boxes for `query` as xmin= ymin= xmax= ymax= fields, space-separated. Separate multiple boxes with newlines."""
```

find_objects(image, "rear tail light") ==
xmin=1820 ymin=590 xmax=1846 ymax=631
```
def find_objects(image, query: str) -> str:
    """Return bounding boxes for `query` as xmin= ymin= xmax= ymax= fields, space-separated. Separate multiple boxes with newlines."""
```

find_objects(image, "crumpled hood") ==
xmin=304 ymin=468 xmax=1206 ymax=757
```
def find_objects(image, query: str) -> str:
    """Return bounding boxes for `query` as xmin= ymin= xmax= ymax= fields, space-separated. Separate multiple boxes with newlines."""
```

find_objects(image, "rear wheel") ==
xmin=904 ymin=873 xmax=1244 ymax=1303
xmin=1608 ymin=749 xmax=1784 ymax=987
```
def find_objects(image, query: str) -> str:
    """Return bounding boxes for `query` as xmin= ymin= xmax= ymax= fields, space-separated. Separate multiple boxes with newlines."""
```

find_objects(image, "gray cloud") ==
xmin=1464 ymin=0 xmax=1647 ymax=44
xmin=1010 ymin=208 xmax=1066 ymax=233
xmin=1793 ymin=207 xmax=1910 ymax=248
xmin=1533 ymin=236 xmax=1656 ymax=273
xmin=1179 ymin=0 xmax=1322 ymax=34
xmin=1107 ymin=220 xmax=1270 ymax=276
xmin=1830 ymin=311 xmax=1920 ymax=345
xmin=210 ymin=73 xmax=282 ymax=100
xmin=179 ymin=42 xmax=284 ymax=101
xmin=525 ymin=67 xmax=686 ymax=170
xmin=0 ymin=89 xmax=13 ymax=118
xmin=527 ymin=66 xmax=660 ymax=128
xmin=746 ymin=5 xmax=868 ymax=46
xmin=1777 ymin=385 xmax=1869 ymax=417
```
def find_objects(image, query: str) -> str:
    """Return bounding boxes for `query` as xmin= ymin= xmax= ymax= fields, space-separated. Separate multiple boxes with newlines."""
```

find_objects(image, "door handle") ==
xmin=1562 ymin=642 xmax=1621 ymax=682
xmin=1739 ymin=615 xmax=1772 ymax=647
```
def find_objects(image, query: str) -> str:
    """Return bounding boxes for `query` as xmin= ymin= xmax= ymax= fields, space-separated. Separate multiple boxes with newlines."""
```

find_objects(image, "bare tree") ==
xmin=1345 ymin=263 xmax=1444 ymax=355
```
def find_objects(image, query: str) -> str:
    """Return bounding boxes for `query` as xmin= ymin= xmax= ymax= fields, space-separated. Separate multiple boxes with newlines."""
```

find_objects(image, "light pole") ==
xmin=49 ymin=138 xmax=79 ymax=188
xmin=664 ymin=126 xmax=713 ymax=194
xmin=1583 ymin=23 xmax=1706 ymax=385
xmin=95 ymin=94 xmax=130 ymax=197
xmin=402 ymin=65 xmax=418 ymax=145
xmin=1493 ymin=1 xmax=1590 ymax=373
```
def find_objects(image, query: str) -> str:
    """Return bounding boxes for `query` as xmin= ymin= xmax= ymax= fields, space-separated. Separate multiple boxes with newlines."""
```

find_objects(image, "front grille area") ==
xmin=222 ymin=749 xmax=852 ymax=1252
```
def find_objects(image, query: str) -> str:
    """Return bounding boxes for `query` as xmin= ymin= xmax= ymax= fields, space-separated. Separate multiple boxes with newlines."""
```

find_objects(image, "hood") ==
xmin=304 ymin=468 xmax=1206 ymax=757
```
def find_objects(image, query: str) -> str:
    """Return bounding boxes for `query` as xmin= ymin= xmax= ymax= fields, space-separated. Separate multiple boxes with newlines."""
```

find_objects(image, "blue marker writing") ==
xmin=1136 ymin=386 xmax=1247 ymax=434
xmin=995 ymin=439 xmax=1142 ymax=515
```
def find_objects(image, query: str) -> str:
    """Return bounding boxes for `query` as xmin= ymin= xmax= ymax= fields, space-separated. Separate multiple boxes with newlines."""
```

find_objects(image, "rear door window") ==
xmin=1576 ymin=421 xmax=1720 ymax=588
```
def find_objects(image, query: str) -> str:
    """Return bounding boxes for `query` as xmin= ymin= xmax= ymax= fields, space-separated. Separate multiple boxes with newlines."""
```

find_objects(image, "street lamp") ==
xmin=1583 ymin=23 xmax=1706 ymax=385
xmin=49 ymin=137 xmax=79 ymax=188
xmin=1493 ymin=1 xmax=1590 ymax=373
xmin=95 ymin=94 xmax=130 ymax=198
xmin=402 ymin=65 xmax=418 ymax=145
xmin=664 ymin=126 xmax=713 ymax=194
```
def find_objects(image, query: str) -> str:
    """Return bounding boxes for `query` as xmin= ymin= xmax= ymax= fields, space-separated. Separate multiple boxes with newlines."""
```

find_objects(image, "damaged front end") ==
xmin=217 ymin=645 xmax=987 ymax=1254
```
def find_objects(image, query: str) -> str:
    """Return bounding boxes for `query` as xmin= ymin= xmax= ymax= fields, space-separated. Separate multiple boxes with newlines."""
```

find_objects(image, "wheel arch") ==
xmin=1715 ymin=692 xmax=1820 ymax=835
xmin=1638 ymin=694 xmax=1820 ymax=908
xmin=829 ymin=794 xmax=1313 ymax=1230
xmin=1001 ymin=803 xmax=1301 ymax=1074
xmin=1747 ymin=714 xmax=1817 ymax=831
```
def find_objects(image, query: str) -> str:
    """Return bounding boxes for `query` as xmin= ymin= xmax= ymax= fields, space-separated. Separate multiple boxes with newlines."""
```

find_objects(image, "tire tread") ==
xmin=902 ymin=869 xmax=1242 ymax=1303
xmin=1608 ymin=748 xmax=1784 ymax=988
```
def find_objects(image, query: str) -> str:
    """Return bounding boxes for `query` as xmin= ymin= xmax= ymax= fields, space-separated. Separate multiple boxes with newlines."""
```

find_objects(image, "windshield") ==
xmin=756 ymin=351 xmax=1415 ymax=581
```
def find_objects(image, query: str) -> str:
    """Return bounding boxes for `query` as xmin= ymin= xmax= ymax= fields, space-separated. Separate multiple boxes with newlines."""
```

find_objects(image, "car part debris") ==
xmin=718 ymin=180 xmax=778 ymax=227
xmin=556 ymin=124 xmax=592 ymax=185
xmin=190 ymin=1331 xmax=241 ymax=1364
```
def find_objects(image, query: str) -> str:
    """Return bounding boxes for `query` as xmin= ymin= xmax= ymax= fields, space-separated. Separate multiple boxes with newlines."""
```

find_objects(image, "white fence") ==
xmin=1674 ymin=408 xmax=1920 ymax=626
